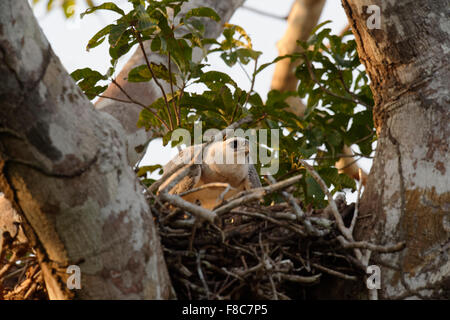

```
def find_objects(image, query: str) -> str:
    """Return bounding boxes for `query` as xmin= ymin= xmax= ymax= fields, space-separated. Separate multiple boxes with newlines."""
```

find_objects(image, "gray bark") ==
xmin=95 ymin=0 xmax=246 ymax=166
xmin=0 ymin=0 xmax=172 ymax=299
xmin=342 ymin=0 xmax=450 ymax=299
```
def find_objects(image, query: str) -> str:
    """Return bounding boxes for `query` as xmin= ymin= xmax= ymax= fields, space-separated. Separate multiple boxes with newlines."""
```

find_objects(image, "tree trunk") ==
xmin=271 ymin=0 xmax=326 ymax=118
xmin=0 ymin=0 xmax=172 ymax=299
xmin=342 ymin=0 xmax=450 ymax=299
xmin=96 ymin=0 xmax=246 ymax=166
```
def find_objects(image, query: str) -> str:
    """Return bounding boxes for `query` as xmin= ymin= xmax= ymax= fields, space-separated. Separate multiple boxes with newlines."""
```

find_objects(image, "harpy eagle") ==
xmin=158 ymin=137 xmax=261 ymax=209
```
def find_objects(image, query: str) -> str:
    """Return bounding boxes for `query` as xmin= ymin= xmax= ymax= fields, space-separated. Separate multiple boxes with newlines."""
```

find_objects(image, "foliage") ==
xmin=71 ymin=1 xmax=375 ymax=207
xmin=32 ymin=0 xmax=95 ymax=18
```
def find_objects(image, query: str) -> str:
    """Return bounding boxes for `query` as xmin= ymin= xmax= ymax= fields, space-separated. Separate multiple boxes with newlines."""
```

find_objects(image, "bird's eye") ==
xmin=232 ymin=140 xmax=238 ymax=149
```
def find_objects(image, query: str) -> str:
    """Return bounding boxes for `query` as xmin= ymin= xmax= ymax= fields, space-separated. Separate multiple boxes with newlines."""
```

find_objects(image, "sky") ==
xmin=31 ymin=0 xmax=370 ymax=200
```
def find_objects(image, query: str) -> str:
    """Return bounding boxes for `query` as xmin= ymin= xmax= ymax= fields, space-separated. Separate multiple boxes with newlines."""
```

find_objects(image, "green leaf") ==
xmin=255 ymin=54 xmax=297 ymax=75
xmin=109 ymin=23 xmax=128 ymax=48
xmin=137 ymin=165 xmax=163 ymax=177
xmin=109 ymin=30 xmax=134 ymax=59
xmin=319 ymin=168 xmax=356 ymax=190
xmin=71 ymin=68 xmax=105 ymax=82
xmin=197 ymin=71 xmax=237 ymax=88
xmin=236 ymin=48 xmax=262 ymax=65
xmin=151 ymin=36 xmax=161 ymax=51
xmin=70 ymin=67 xmax=108 ymax=100
xmin=80 ymin=2 xmax=125 ymax=19
xmin=86 ymin=24 xmax=113 ymax=51
xmin=306 ymin=174 xmax=325 ymax=199
xmin=128 ymin=63 xmax=176 ymax=84
xmin=135 ymin=6 xmax=159 ymax=32
xmin=184 ymin=7 xmax=220 ymax=22
xmin=128 ymin=65 xmax=153 ymax=82
xmin=62 ymin=0 xmax=76 ymax=18
xmin=179 ymin=94 xmax=215 ymax=111
xmin=220 ymin=51 xmax=237 ymax=67
xmin=137 ymin=108 xmax=162 ymax=131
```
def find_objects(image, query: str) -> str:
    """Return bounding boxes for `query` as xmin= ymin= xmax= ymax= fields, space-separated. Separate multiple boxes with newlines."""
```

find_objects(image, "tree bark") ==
xmin=271 ymin=0 xmax=326 ymax=118
xmin=0 ymin=0 xmax=172 ymax=299
xmin=96 ymin=0 xmax=246 ymax=166
xmin=342 ymin=0 xmax=450 ymax=299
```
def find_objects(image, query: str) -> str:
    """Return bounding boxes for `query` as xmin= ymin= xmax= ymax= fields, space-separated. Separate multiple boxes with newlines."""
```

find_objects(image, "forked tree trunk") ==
xmin=0 ymin=0 xmax=244 ymax=299
xmin=342 ymin=0 xmax=449 ymax=299
xmin=0 ymin=0 xmax=172 ymax=299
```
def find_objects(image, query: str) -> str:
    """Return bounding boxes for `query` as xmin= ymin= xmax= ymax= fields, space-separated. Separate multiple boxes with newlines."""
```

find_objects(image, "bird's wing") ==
xmin=160 ymin=144 xmax=205 ymax=194
xmin=161 ymin=143 xmax=206 ymax=180
xmin=248 ymin=164 xmax=262 ymax=188
xmin=169 ymin=165 xmax=202 ymax=195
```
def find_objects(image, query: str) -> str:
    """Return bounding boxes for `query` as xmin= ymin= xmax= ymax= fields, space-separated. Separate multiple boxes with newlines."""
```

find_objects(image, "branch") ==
xmin=214 ymin=174 xmax=303 ymax=215
xmin=304 ymin=56 xmax=371 ymax=108
xmin=111 ymin=79 xmax=170 ymax=130
xmin=240 ymin=5 xmax=288 ymax=21
xmin=266 ymin=175 xmax=329 ymax=237
xmin=337 ymin=236 xmax=406 ymax=253
xmin=299 ymin=160 xmax=352 ymax=241
xmin=349 ymin=168 xmax=363 ymax=233
xmin=159 ymin=192 xmax=217 ymax=223
xmin=134 ymin=30 xmax=174 ymax=130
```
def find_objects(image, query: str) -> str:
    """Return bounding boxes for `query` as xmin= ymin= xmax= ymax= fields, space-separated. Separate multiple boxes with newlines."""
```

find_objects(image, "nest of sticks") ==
xmin=0 ymin=231 xmax=47 ymax=300
xmin=0 ymin=157 xmax=404 ymax=300
xmin=151 ymin=172 xmax=376 ymax=300
xmin=153 ymin=196 xmax=360 ymax=300
xmin=150 ymin=159 xmax=405 ymax=300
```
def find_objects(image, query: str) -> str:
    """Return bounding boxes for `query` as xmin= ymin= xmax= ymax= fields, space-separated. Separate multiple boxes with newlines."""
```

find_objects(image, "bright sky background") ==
xmin=31 ymin=0 xmax=370 ymax=201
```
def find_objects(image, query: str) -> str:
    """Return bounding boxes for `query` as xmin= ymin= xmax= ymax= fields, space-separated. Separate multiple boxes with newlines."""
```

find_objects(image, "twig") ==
xmin=338 ymin=70 xmax=372 ymax=109
xmin=111 ymin=79 xmax=170 ymax=130
xmin=0 ymin=251 xmax=19 ymax=279
xmin=304 ymin=55 xmax=371 ymax=108
xmin=337 ymin=236 xmax=406 ymax=253
xmin=266 ymin=175 xmax=329 ymax=236
xmin=159 ymin=192 xmax=217 ymax=223
xmin=231 ymin=58 xmax=258 ymax=123
xmin=299 ymin=159 xmax=364 ymax=262
xmin=311 ymin=263 xmax=357 ymax=281
xmin=134 ymin=29 xmax=174 ymax=130
xmin=276 ymin=273 xmax=321 ymax=284
xmin=214 ymin=174 xmax=303 ymax=215
xmin=230 ymin=210 xmax=306 ymax=237
xmin=177 ymin=183 xmax=235 ymax=197
xmin=197 ymin=251 xmax=210 ymax=299
xmin=168 ymin=52 xmax=180 ymax=126
xmin=299 ymin=160 xmax=352 ymax=241
xmin=350 ymin=168 xmax=363 ymax=233
xmin=241 ymin=5 xmax=288 ymax=20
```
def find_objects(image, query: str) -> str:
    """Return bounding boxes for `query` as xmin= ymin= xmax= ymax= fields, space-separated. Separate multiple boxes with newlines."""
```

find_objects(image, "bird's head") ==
xmin=215 ymin=137 xmax=250 ymax=166
xmin=203 ymin=137 xmax=251 ymax=184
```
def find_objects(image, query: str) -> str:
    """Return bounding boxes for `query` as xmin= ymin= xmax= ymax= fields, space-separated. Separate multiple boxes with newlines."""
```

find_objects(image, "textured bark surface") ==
xmin=0 ymin=0 xmax=172 ymax=299
xmin=342 ymin=0 xmax=450 ymax=299
xmin=96 ymin=0 xmax=245 ymax=166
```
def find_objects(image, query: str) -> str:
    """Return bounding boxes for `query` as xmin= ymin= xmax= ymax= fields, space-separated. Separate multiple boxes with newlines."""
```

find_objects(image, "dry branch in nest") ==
xmin=0 ymin=229 xmax=47 ymax=300
xmin=150 ymin=164 xmax=405 ymax=300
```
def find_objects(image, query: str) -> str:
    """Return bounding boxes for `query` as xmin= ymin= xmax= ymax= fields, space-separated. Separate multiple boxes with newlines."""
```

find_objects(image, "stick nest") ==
xmin=153 ymin=194 xmax=364 ymax=300
xmin=0 ymin=234 xmax=47 ymax=300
